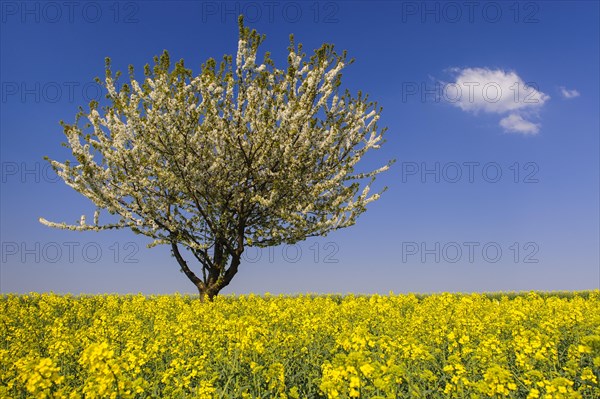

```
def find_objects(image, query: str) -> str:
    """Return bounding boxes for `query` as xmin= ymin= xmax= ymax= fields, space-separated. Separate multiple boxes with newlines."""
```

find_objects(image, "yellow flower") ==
xmin=359 ymin=363 xmax=375 ymax=378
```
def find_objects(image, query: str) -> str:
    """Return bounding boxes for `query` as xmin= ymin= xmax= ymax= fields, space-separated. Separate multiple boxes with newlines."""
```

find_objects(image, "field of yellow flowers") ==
xmin=1 ymin=292 xmax=599 ymax=398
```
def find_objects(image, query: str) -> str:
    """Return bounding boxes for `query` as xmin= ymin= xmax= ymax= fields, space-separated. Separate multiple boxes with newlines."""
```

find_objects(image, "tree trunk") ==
xmin=197 ymin=285 xmax=218 ymax=302
xmin=197 ymin=254 xmax=242 ymax=301
xmin=171 ymin=242 xmax=242 ymax=301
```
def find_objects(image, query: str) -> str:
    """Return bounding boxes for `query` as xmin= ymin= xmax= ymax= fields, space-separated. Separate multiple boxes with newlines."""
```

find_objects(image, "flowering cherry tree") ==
xmin=40 ymin=16 xmax=393 ymax=299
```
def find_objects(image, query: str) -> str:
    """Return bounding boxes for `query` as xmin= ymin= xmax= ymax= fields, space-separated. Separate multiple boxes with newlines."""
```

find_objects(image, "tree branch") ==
xmin=171 ymin=242 xmax=203 ymax=288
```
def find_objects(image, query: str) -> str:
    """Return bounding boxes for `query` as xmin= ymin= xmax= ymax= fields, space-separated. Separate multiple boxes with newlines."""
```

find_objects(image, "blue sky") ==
xmin=1 ymin=1 xmax=598 ymax=295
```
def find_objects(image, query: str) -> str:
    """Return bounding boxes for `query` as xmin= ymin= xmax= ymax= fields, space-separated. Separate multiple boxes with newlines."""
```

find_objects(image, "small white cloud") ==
xmin=560 ymin=87 xmax=580 ymax=99
xmin=499 ymin=113 xmax=540 ymax=135
xmin=446 ymin=67 xmax=549 ymax=114
xmin=443 ymin=67 xmax=549 ymax=135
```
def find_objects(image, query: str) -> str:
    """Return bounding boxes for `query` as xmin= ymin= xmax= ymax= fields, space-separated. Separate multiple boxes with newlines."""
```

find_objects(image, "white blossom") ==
xmin=40 ymin=15 xmax=393 ymax=298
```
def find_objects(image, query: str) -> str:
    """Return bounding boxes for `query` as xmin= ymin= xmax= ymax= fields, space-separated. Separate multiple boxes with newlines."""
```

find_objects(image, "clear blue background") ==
xmin=1 ymin=1 xmax=598 ymax=294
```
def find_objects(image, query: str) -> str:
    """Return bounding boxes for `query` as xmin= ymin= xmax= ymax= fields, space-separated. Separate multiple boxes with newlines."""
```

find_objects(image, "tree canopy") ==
xmin=40 ymin=16 xmax=393 ymax=299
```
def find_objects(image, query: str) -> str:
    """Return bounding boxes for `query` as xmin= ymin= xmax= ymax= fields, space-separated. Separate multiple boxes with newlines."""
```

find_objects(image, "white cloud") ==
xmin=444 ymin=67 xmax=549 ymax=135
xmin=560 ymin=87 xmax=580 ymax=99
xmin=446 ymin=67 xmax=549 ymax=113
xmin=499 ymin=113 xmax=540 ymax=135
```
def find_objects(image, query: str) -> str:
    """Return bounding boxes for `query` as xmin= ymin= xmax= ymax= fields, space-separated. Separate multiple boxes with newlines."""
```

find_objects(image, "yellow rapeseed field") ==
xmin=1 ymin=292 xmax=598 ymax=398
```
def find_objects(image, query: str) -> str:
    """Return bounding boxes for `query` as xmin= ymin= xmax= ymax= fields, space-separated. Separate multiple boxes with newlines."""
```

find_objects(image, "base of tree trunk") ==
xmin=197 ymin=287 xmax=219 ymax=302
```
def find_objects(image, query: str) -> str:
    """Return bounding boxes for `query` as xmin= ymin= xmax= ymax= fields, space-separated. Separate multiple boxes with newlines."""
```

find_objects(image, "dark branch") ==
xmin=171 ymin=242 xmax=203 ymax=288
